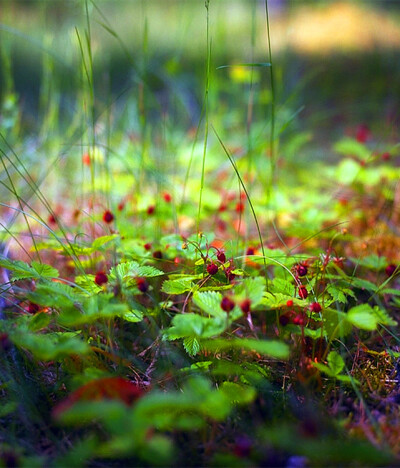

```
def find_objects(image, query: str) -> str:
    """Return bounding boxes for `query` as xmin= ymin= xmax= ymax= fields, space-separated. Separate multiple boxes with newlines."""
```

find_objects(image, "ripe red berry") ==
xmin=147 ymin=205 xmax=155 ymax=215
xmin=48 ymin=214 xmax=57 ymax=225
xmin=137 ymin=277 xmax=148 ymax=293
xmin=152 ymin=250 xmax=163 ymax=259
xmin=117 ymin=202 xmax=125 ymax=211
xmin=28 ymin=302 xmax=40 ymax=314
xmin=163 ymin=193 xmax=172 ymax=203
xmin=82 ymin=152 xmax=91 ymax=166
xmin=207 ymin=263 xmax=219 ymax=275
xmin=298 ymin=285 xmax=308 ymax=299
xmin=385 ymin=264 xmax=397 ymax=277
xmin=279 ymin=314 xmax=290 ymax=326
xmin=296 ymin=264 xmax=308 ymax=277
xmin=246 ymin=247 xmax=255 ymax=256
xmin=94 ymin=272 xmax=108 ymax=286
xmin=293 ymin=314 xmax=305 ymax=326
xmin=310 ymin=302 xmax=322 ymax=313
xmin=144 ymin=243 xmax=152 ymax=251
xmin=240 ymin=299 xmax=252 ymax=315
xmin=103 ymin=210 xmax=114 ymax=224
xmin=286 ymin=299 xmax=294 ymax=307
xmin=235 ymin=202 xmax=245 ymax=213
xmin=217 ymin=251 xmax=226 ymax=263
xmin=356 ymin=124 xmax=371 ymax=143
xmin=221 ymin=296 xmax=235 ymax=312
xmin=382 ymin=152 xmax=391 ymax=161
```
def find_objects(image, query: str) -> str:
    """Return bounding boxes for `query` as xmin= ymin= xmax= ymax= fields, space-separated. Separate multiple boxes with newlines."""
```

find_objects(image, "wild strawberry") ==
xmin=279 ymin=314 xmax=290 ymax=326
xmin=117 ymin=202 xmax=125 ymax=211
xmin=137 ymin=278 xmax=148 ymax=293
xmin=82 ymin=152 xmax=91 ymax=166
xmin=48 ymin=214 xmax=57 ymax=225
xmin=382 ymin=152 xmax=391 ymax=161
xmin=296 ymin=264 xmax=308 ymax=277
xmin=246 ymin=247 xmax=255 ymax=256
xmin=221 ymin=296 xmax=235 ymax=312
xmin=163 ymin=193 xmax=172 ymax=203
xmin=293 ymin=314 xmax=305 ymax=326
xmin=147 ymin=205 xmax=155 ymax=215
xmin=286 ymin=299 xmax=294 ymax=307
xmin=94 ymin=271 xmax=108 ymax=286
xmin=310 ymin=302 xmax=322 ymax=313
xmin=235 ymin=202 xmax=245 ymax=213
xmin=207 ymin=263 xmax=219 ymax=275
xmin=218 ymin=203 xmax=227 ymax=213
xmin=152 ymin=250 xmax=163 ymax=259
xmin=28 ymin=302 xmax=40 ymax=314
xmin=217 ymin=251 xmax=226 ymax=263
xmin=386 ymin=264 xmax=397 ymax=276
xmin=103 ymin=210 xmax=114 ymax=224
xmin=240 ymin=299 xmax=251 ymax=315
xmin=356 ymin=124 xmax=371 ymax=143
xmin=298 ymin=285 xmax=308 ymax=299
xmin=144 ymin=243 xmax=152 ymax=251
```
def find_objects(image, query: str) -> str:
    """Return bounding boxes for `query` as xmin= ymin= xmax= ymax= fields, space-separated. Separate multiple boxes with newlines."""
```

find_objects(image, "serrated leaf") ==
xmin=110 ymin=261 xmax=163 ymax=280
xmin=161 ymin=278 xmax=193 ymax=295
xmin=192 ymin=291 xmax=224 ymax=317
xmin=163 ymin=314 xmax=226 ymax=340
xmin=371 ymin=306 xmax=397 ymax=327
xmin=327 ymin=351 xmax=345 ymax=375
xmin=123 ymin=309 xmax=144 ymax=323
xmin=0 ymin=258 xmax=59 ymax=281
xmin=349 ymin=255 xmax=387 ymax=271
xmin=346 ymin=304 xmax=378 ymax=331
xmin=349 ymin=277 xmax=378 ymax=292
xmin=91 ymin=235 xmax=118 ymax=251
xmin=234 ymin=277 xmax=266 ymax=306
xmin=183 ymin=336 xmax=201 ymax=356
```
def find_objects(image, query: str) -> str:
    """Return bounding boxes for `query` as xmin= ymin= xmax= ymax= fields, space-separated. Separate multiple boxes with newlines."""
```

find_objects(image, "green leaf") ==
xmin=0 ymin=257 xmax=59 ymax=281
xmin=183 ymin=336 xmax=201 ymax=356
xmin=161 ymin=278 xmax=193 ymax=295
xmin=349 ymin=255 xmax=387 ymax=271
xmin=163 ymin=314 xmax=226 ymax=340
xmin=27 ymin=312 xmax=51 ymax=332
xmin=334 ymin=138 xmax=370 ymax=161
xmin=234 ymin=277 xmax=266 ymax=306
xmin=219 ymin=382 xmax=256 ymax=405
xmin=327 ymin=351 xmax=345 ymax=375
xmin=371 ymin=306 xmax=397 ymax=327
xmin=122 ymin=309 xmax=144 ymax=323
xmin=192 ymin=291 xmax=224 ymax=317
xmin=322 ymin=308 xmax=353 ymax=340
xmin=91 ymin=235 xmax=118 ymax=251
xmin=110 ymin=261 xmax=163 ymax=280
xmin=202 ymin=338 xmax=289 ymax=359
xmin=346 ymin=304 xmax=378 ymax=331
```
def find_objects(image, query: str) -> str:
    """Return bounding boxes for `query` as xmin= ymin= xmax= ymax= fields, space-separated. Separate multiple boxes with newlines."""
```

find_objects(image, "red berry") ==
xmin=137 ymin=277 xmax=148 ymax=293
xmin=310 ymin=302 xmax=322 ymax=313
xmin=356 ymin=124 xmax=371 ymax=143
xmin=82 ymin=152 xmax=91 ymax=166
xmin=246 ymin=247 xmax=255 ymax=256
xmin=147 ymin=205 xmax=155 ymax=215
xmin=279 ymin=314 xmax=290 ymax=326
xmin=235 ymin=202 xmax=245 ymax=213
xmin=217 ymin=251 xmax=226 ymax=263
xmin=296 ymin=264 xmax=308 ymax=277
xmin=28 ymin=302 xmax=40 ymax=314
xmin=386 ymin=264 xmax=397 ymax=277
xmin=218 ymin=203 xmax=227 ymax=213
xmin=382 ymin=152 xmax=391 ymax=161
xmin=48 ymin=214 xmax=57 ymax=225
xmin=152 ymin=250 xmax=163 ymax=259
xmin=144 ymin=243 xmax=152 ymax=251
xmin=286 ymin=299 xmax=294 ymax=307
xmin=163 ymin=193 xmax=172 ymax=203
xmin=293 ymin=314 xmax=305 ymax=326
xmin=117 ymin=202 xmax=125 ymax=211
xmin=103 ymin=210 xmax=114 ymax=224
xmin=94 ymin=272 xmax=108 ymax=286
xmin=240 ymin=299 xmax=251 ymax=315
xmin=221 ymin=296 xmax=235 ymax=312
xmin=207 ymin=263 xmax=219 ymax=275
xmin=298 ymin=285 xmax=308 ymax=299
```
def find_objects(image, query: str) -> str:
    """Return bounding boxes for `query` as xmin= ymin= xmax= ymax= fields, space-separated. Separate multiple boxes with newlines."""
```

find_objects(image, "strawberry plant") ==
xmin=1 ymin=0 xmax=400 ymax=466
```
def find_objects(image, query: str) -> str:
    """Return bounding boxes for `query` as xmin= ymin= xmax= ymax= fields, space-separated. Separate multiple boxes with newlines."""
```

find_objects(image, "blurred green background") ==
xmin=1 ymin=0 xmax=400 ymax=142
